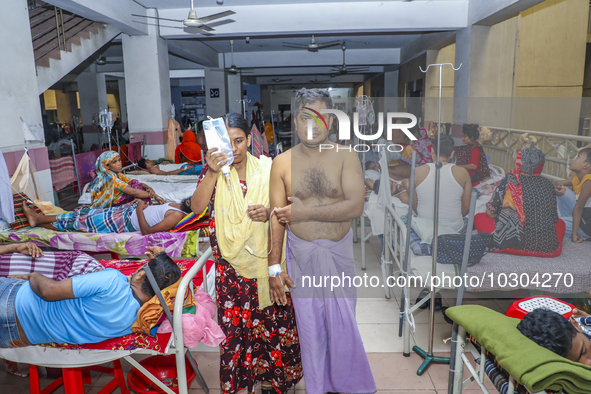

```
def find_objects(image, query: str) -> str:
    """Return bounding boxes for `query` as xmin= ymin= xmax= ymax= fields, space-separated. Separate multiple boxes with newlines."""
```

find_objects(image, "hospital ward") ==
xmin=2 ymin=0 xmax=591 ymax=393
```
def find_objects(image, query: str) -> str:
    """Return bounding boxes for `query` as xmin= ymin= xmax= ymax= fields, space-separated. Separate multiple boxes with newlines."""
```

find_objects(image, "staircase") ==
xmin=30 ymin=4 xmax=120 ymax=94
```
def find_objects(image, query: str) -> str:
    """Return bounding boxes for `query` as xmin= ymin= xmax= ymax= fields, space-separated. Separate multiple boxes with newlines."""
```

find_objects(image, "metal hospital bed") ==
xmin=0 ymin=247 xmax=214 ymax=394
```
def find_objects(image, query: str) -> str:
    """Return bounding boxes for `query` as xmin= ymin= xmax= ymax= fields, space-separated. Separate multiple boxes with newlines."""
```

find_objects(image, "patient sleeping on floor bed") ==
xmin=0 ymin=246 xmax=180 ymax=348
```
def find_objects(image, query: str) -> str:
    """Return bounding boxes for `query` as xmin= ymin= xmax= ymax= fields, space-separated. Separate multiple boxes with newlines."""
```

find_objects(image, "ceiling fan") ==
xmin=226 ymin=40 xmax=253 ymax=75
xmin=132 ymin=0 xmax=235 ymax=33
xmin=96 ymin=56 xmax=121 ymax=66
xmin=282 ymin=35 xmax=341 ymax=52
xmin=330 ymin=42 xmax=369 ymax=75
xmin=308 ymin=76 xmax=331 ymax=84
xmin=269 ymin=78 xmax=292 ymax=83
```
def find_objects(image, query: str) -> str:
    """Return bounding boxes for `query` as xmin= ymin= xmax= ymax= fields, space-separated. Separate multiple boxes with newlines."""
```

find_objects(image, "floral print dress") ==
xmin=197 ymin=165 xmax=302 ymax=394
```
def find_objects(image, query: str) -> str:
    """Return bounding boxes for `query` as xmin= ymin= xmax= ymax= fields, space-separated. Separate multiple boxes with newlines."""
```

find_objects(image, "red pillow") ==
xmin=11 ymin=193 xmax=43 ymax=230
xmin=493 ymin=219 xmax=566 ymax=257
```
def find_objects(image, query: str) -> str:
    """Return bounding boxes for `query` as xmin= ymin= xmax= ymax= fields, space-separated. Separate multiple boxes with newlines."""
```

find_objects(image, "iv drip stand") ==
xmin=413 ymin=62 xmax=461 ymax=375
xmin=237 ymin=99 xmax=251 ymax=120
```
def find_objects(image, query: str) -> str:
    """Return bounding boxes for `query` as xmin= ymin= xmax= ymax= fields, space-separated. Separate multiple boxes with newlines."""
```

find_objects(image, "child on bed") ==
xmin=554 ymin=147 xmax=591 ymax=243
xmin=0 ymin=246 xmax=179 ymax=348
xmin=517 ymin=308 xmax=591 ymax=365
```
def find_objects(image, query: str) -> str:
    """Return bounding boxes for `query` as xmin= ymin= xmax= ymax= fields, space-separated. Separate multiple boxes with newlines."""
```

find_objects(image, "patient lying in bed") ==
xmin=22 ymin=198 xmax=191 ymax=235
xmin=517 ymin=308 xmax=591 ymax=365
xmin=138 ymin=158 xmax=202 ymax=176
xmin=0 ymin=246 xmax=179 ymax=347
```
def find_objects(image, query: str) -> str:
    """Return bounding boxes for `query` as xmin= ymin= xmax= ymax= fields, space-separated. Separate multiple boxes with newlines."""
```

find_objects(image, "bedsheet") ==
xmin=0 ymin=227 xmax=203 ymax=257
xmin=467 ymin=239 xmax=591 ymax=293
xmin=78 ymin=174 xmax=199 ymax=205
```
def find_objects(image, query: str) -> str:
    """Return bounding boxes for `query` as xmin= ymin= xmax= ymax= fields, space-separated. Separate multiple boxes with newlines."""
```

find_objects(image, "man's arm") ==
xmin=12 ymin=273 xmax=74 ymax=301
xmin=458 ymin=168 xmax=473 ymax=217
xmin=295 ymin=151 xmax=364 ymax=222
xmin=268 ymin=155 xmax=293 ymax=305
xmin=0 ymin=242 xmax=43 ymax=257
xmin=572 ymin=181 xmax=591 ymax=242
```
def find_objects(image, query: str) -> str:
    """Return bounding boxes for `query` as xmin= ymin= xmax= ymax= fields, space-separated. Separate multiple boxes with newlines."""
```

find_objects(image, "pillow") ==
xmin=11 ymin=193 xmax=43 ymax=230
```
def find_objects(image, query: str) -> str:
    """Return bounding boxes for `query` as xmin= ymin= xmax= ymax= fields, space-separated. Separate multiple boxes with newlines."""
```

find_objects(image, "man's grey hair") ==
xmin=294 ymin=88 xmax=333 ymax=119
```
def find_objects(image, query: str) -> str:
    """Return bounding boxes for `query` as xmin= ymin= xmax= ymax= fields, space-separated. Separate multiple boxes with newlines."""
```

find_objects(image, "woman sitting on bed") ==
xmin=474 ymin=147 xmax=561 ymax=253
xmin=90 ymin=151 xmax=166 ymax=208
xmin=454 ymin=123 xmax=491 ymax=186
xmin=21 ymin=198 xmax=191 ymax=235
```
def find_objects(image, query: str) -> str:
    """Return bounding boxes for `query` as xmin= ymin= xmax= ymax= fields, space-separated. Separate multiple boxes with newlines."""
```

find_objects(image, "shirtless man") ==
xmin=268 ymin=88 xmax=376 ymax=394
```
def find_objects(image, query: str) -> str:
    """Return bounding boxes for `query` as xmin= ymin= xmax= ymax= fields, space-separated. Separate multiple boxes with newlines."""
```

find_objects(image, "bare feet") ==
xmin=22 ymin=203 xmax=38 ymax=227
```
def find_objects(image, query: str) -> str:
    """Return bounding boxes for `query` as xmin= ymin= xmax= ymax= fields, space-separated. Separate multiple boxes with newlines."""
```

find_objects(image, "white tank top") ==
xmin=416 ymin=163 xmax=465 ymax=233
xmin=130 ymin=203 xmax=185 ymax=232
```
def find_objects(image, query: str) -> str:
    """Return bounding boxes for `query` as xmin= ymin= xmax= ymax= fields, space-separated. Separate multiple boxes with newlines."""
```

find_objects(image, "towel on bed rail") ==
xmin=447 ymin=305 xmax=591 ymax=394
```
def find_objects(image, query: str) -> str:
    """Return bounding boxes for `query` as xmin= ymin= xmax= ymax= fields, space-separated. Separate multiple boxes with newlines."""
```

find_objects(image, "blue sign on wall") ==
xmin=210 ymin=88 xmax=220 ymax=98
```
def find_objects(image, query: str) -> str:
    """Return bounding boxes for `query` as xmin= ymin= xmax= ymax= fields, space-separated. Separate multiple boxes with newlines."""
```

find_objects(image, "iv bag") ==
xmin=203 ymin=117 xmax=234 ymax=186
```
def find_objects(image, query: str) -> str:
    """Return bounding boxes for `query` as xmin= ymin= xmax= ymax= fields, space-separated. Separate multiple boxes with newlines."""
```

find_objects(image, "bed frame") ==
xmin=0 ymin=247 xmax=214 ymax=394
xmin=451 ymin=324 xmax=560 ymax=394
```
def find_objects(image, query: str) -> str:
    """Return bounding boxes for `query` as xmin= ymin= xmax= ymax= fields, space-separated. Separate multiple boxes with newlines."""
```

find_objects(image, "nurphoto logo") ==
xmin=304 ymin=107 xmax=418 ymax=152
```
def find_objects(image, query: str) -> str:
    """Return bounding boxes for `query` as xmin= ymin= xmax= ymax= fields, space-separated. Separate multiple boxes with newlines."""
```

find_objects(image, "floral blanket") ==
xmin=0 ymin=227 xmax=204 ymax=257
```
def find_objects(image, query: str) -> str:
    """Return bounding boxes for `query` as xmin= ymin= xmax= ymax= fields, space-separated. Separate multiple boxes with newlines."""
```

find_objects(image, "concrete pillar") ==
xmin=69 ymin=92 xmax=79 ymax=120
xmin=122 ymin=8 xmax=171 ymax=159
xmin=453 ymin=27 xmax=473 ymax=126
xmin=384 ymin=70 xmax=399 ymax=113
xmin=227 ymin=73 xmax=242 ymax=115
xmin=205 ymin=68 xmax=228 ymax=118
xmin=0 ymin=0 xmax=53 ymax=201
xmin=118 ymin=79 xmax=127 ymax=123
xmin=78 ymin=65 xmax=108 ymax=150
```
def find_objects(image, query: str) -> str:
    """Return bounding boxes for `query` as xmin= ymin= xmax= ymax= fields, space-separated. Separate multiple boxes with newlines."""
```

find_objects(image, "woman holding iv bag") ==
xmin=191 ymin=113 xmax=302 ymax=394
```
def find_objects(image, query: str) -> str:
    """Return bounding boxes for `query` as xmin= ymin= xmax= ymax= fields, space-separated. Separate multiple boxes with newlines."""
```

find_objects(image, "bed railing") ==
xmin=481 ymin=126 xmax=591 ymax=179
xmin=124 ymin=247 xmax=213 ymax=394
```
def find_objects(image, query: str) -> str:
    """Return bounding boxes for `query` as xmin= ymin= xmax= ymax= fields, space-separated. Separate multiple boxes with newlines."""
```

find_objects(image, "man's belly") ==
xmin=290 ymin=221 xmax=350 ymax=242
xmin=290 ymin=197 xmax=351 ymax=242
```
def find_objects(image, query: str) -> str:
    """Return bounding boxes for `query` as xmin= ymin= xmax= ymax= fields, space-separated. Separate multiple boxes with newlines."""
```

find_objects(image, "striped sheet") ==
xmin=0 ymin=250 xmax=103 ymax=280
xmin=49 ymin=156 xmax=76 ymax=191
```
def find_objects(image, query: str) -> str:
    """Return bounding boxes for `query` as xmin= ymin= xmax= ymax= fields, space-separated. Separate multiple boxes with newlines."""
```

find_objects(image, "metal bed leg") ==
xmin=452 ymin=325 xmax=466 ymax=394
xmin=123 ymin=356 xmax=177 ymax=394
xmin=186 ymin=350 xmax=209 ymax=393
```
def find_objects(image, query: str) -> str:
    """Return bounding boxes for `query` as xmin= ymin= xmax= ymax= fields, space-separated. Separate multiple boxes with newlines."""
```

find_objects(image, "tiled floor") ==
xmin=0 ymin=225 xmax=512 ymax=393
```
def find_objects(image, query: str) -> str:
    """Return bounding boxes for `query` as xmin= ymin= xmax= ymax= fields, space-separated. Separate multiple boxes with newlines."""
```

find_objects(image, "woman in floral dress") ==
xmin=191 ymin=113 xmax=302 ymax=394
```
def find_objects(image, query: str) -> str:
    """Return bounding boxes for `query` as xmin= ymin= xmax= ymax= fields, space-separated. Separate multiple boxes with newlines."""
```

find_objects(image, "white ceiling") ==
xmin=47 ymin=0 xmax=543 ymax=86
xmin=134 ymin=0 xmax=457 ymax=8
xmin=192 ymin=34 xmax=422 ymax=53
